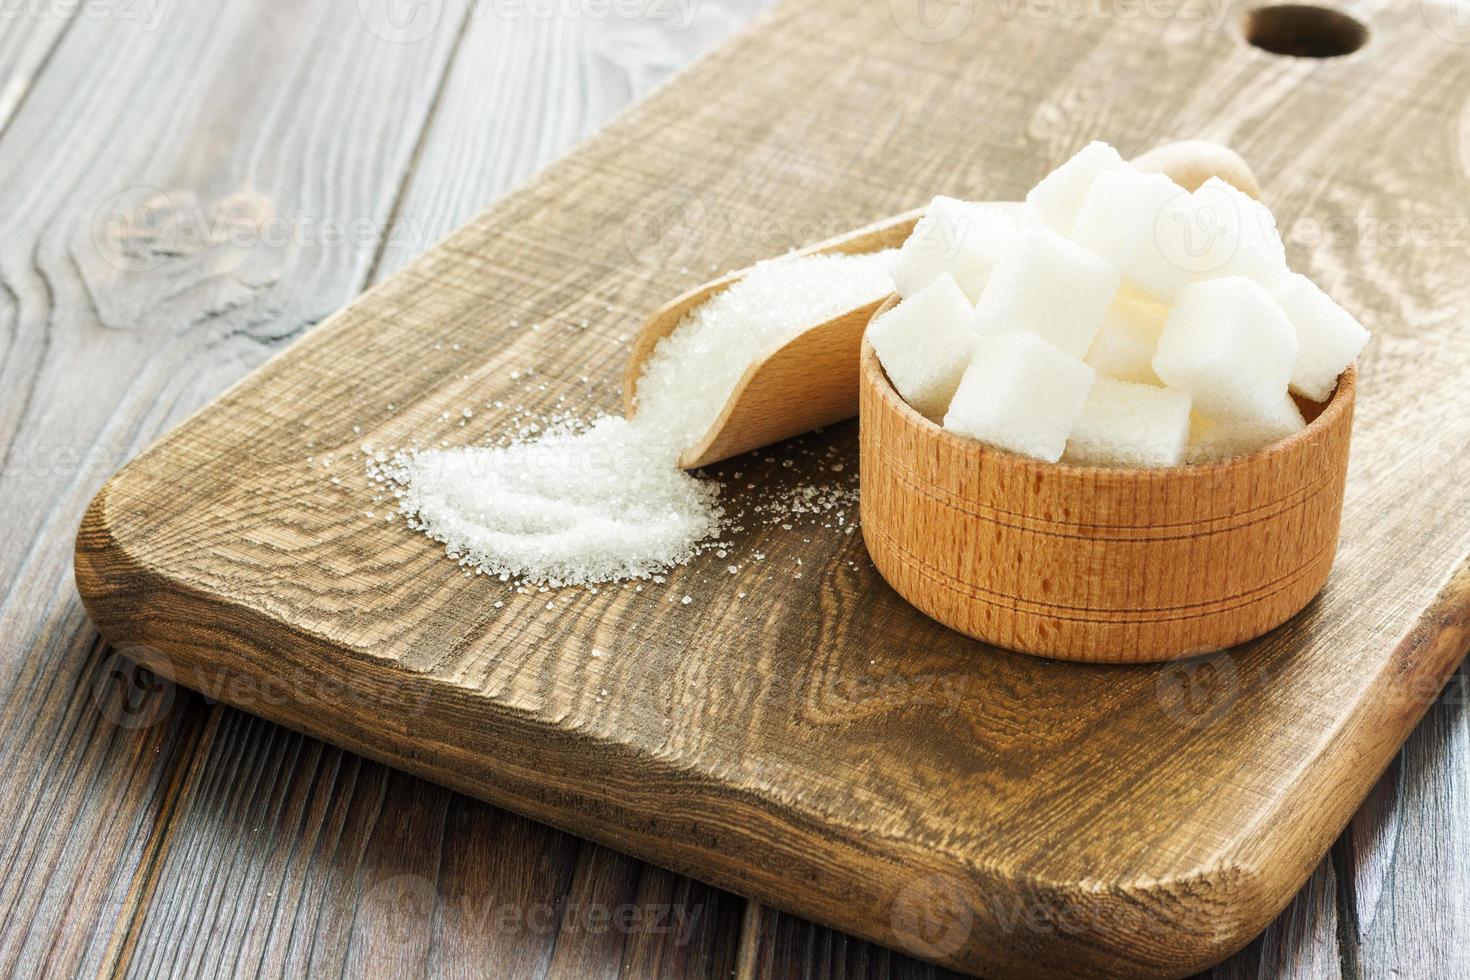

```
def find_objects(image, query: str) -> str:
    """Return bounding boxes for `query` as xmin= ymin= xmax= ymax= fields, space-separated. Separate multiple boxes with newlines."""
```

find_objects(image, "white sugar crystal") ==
xmin=1272 ymin=271 xmax=1369 ymax=401
xmin=1153 ymin=277 xmax=1298 ymax=426
xmin=893 ymin=197 xmax=1017 ymax=302
xmin=944 ymin=331 xmax=1096 ymax=462
xmin=1186 ymin=394 xmax=1306 ymax=463
xmin=1085 ymin=289 xmax=1167 ymax=385
xmin=868 ymin=273 xmax=978 ymax=418
xmin=1064 ymin=378 xmax=1192 ymax=468
xmin=1072 ymin=170 xmax=1190 ymax=301
xmin=385 ymin=249 xmax=896 ymax=586
xmin=1023 ymin=141 xmax=1129 ymax=234
xmin=972 ymin=225 xmax=1120 ymax=358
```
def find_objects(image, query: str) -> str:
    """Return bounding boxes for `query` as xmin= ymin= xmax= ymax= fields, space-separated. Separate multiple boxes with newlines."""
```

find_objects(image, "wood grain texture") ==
xmin=110 ymin=710 xmax=745 ymax=979
xmin=738 ymin=899 xmax=962 ymax=979
xmin=860 ymin=324 xmax=1356 ymax=662
xmin=1205 ymin=857 xmax=1341 ymax=980
xmin=69 ymin=0 xmax=1470 ymax=975
xmin=0 ymin=5 xmax=72 ymax=136
xmin=0 ymin=0 xmax=470 ymax=974
xmin=0 ymin=3 xmax=767 ymax=979
xmin=0 ymin=0 xmax=1459 ymax=977
xmin=370 ymin=0 xmax=777 ymax=281
xmin=1338 ymin=658 xmax=1470 ymax=978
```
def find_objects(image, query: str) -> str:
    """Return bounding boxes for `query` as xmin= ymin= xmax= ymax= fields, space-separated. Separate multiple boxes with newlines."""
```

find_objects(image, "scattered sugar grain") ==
xmin=378 ymin=249 xmax=894 ymax=587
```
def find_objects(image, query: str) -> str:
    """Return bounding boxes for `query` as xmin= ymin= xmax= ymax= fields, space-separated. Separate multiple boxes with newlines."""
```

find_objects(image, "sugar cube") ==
xmin=1272 ymin=271 xmax=1369 ymax=401
xmin=1085 ymin=289 xmax=1168 ymax=385
xmin=944 ymin=331 xmax=1096 ymax=463
xmin=1072 ymin=170 xmax=1190 ymax=301
xmin=893 ymin=197 xmax=1017 ymax=302
xmin=1186 ymin=395 xmax=1306 ymax=463
xmin=868 ymin=273 xmax=979 ymax=418
xmin=1024 ymin=141 xmax=1129 ymax=234
xmin=1173 ymin=178 xmax=1288 ymax=290
xmin=1064 ymin=378 xmax=1192 ymax=468
xmin=972 ymin=225 xmax=1121 ymax=358
xmin=1152 ymin=277 xmax=1298 ymax=425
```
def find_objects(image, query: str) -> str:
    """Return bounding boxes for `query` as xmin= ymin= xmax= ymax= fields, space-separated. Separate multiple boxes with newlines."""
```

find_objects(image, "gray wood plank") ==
xmin=1339 ymin=661 xmax=1470 ymax=978
xmin=738 ymin=900 xmax=958 ymax=979
xmin=1208 ymin=858 xmax=1341 ymax=980
xmin=100 ymin=5 xmax=768 ymax=978
xmin=0 ymin=5 xmax=73 ymax=135
xmin=371 ymin=0 xmax=775 ymax=280
xmin=736 ymin=843 xmax=1348 ymax=980
xmin=0 ymin=1 xmax=468 ymax=974
xmin=1 ymin=2 xmax=1463 ymax=978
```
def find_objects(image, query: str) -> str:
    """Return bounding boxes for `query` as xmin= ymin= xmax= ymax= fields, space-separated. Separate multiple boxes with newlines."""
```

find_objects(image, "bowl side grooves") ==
xmin=859 ymin=330 xmax=1355 ymax=663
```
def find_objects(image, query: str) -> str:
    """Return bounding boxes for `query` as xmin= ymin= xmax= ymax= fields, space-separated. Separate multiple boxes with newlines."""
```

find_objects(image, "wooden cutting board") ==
xmin=73 ymin=1 xmax=1470 ymax=976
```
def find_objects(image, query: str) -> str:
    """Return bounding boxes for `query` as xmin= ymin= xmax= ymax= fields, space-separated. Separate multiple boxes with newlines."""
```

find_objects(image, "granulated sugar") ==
xmin=376 ymin=417 xmax=720 ymax=585
xmin=633 ymin=250 xmax=899 ymax=448
xmin=373 ymin=248 xmax=896 ymax=586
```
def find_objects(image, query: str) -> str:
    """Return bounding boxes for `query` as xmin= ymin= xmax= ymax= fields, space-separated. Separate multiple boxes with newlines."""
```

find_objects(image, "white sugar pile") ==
xmin=382 ymin=417 xmax=720 ymax=585
xmin=375 ymin=249 xmax=896 ymax=586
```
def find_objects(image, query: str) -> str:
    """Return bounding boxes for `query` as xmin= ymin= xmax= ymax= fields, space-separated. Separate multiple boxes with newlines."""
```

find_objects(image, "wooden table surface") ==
xmin=3 ymin=1 xmax=1467 ymax=977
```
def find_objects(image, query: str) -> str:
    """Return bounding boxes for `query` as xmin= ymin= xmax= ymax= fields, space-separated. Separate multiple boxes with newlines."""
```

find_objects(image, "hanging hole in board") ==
xmin=1242 ymin=5 xmax=1369 ymax=58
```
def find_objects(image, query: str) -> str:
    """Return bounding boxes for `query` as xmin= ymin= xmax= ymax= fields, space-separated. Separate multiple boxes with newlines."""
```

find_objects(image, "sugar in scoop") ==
xmin=374 ymin=249 xmax=896 ymax=586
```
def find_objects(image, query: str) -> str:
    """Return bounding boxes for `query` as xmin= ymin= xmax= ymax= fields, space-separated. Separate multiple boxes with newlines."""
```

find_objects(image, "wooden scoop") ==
xmin=624 ymin=141 xmax=1261 ymax=469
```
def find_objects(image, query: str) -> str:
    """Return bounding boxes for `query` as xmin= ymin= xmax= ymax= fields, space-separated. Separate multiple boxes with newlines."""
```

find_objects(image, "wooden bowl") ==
xmin=859 ymin=297 xmax=1357 ymax=663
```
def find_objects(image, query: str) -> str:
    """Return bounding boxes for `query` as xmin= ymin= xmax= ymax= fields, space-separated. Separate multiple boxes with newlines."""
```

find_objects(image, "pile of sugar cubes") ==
xmin=868 ymin=141 xmax=1369 ymax=467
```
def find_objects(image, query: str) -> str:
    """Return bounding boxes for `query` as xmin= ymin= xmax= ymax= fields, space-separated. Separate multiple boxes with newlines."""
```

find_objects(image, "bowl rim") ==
xmin=862 ymin=293 xmax=1357 ymax=480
